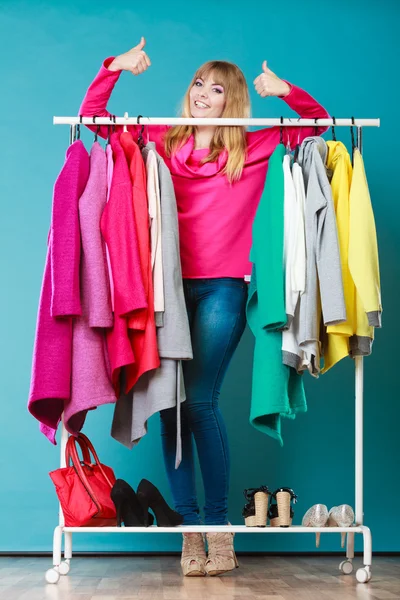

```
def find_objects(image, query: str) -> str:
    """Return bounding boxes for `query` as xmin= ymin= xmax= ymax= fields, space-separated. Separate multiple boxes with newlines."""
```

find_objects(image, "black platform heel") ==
xmin=137 ymin=479 xmax=184 ymax=527
xmin=111 ymin=479 xmax=154 ymax=527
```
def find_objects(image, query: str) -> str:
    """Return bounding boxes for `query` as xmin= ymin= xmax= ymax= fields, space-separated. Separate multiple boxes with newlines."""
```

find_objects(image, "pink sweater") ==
xmin=79 ymin=58 xmax=329 ymax=278
xmin=28 ymin=141 xmax=90 ymax=442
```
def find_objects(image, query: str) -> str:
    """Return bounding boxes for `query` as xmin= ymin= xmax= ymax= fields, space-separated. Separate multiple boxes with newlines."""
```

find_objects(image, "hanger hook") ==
xmin=331 ymin=116 xmax=337 ymax=141
xmin=314 ymin=117 xmax=318 ymax=136
xmin=137 ymin=114 xmax=146 ymax=149
xmin=296 ymin=117 xmax=301 ymax=146
xmin=123 ymin=111 xmax=129 ymax=132
xmin=137 ymin=114 xmax=145 ymax=134
xmin=75 ymin=114 xmax=82 ymax=141
xmin=106 ymin=115 xmax=113 ymax=144
xmin=350 ymin=116 xmax=356 ymax=150
xmin=279 ymin=116 xmax=284 ymax=144
xmin=93 ymin=115 xmax=100 ymax=142
xmin=350 ymin=116 xmax=356 ymax=164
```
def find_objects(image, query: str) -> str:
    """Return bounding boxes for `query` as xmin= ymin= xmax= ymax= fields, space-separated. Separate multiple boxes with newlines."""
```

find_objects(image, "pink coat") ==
xmin=64 ymin=142 xmax=116 ymax=435
xmin=120 ymin=133 xmax=160 ymax=392
xmin=28 ymin=141 xmax=89 ymax=443
xmin=100 ymin=132 xmax=147 ymax=393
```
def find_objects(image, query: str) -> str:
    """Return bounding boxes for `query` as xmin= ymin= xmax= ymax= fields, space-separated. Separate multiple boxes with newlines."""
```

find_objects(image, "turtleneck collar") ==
xmin=169 ymin=133 xmax=228 ymax=178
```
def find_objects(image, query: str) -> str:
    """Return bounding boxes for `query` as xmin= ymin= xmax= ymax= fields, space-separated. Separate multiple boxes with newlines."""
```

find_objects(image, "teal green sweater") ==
xmin=246 ymin=144 xmax=307 ymax=444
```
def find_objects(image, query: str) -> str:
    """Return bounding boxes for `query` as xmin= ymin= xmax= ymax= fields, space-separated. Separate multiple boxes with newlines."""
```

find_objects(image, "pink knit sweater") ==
xmin=79 ymin=58 xmax=329 ymax=278
xmin=28 ymin=141 xmax=89 ymax=442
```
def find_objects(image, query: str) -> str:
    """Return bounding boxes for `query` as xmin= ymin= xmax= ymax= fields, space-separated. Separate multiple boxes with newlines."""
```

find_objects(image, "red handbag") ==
xmin=49 ymin=433 xmax=117 ymax=527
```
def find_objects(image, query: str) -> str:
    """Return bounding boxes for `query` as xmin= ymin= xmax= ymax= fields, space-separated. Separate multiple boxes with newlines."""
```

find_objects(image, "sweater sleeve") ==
xmin=51 ymin=142 xmax=89 ymax=317
xmin=78 ymin=57 xmax=169 ymax=142
xmin=247 ymin=83 xmax=330 ymax=160
xmin=317 ymin=177 xmax=347 ymax=326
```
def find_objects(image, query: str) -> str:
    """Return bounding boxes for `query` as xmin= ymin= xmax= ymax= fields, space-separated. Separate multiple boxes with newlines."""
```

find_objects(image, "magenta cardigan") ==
xmin=28 ymin=141 xmax=89 ymax=442
xmin=79 ymin=58 xmax=330 ymax=279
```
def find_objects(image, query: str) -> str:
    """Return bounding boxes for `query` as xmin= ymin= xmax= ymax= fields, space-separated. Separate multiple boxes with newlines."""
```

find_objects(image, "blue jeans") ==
xmin=160 ymin=277 xmax=248 ymax=525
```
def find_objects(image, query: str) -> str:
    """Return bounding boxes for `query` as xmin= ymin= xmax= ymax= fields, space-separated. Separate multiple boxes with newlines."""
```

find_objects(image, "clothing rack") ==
xmin=45 ymin=116 xmax=379 ymax=585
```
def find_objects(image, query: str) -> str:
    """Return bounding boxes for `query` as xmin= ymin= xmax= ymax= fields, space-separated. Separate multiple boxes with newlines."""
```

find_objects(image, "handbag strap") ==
xmin=65 ymin=434 xmax=115 ymax=515
xmin=65 ymin=433 xmax=91 ymax=465
xmin=77 ymin=433 xmax=115 ymax=488
xmin=65 ymin=436 xmax=100 ymax=512
xmin=66 ymin=434 xmax=115 ymax=489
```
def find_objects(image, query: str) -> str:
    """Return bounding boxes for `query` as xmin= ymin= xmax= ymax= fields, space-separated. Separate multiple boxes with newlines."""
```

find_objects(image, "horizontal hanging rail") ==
xmin=53 ymin=116 xmax=380 ymax=127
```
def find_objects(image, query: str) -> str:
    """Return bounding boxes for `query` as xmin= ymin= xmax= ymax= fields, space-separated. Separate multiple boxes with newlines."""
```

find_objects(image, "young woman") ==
xmin=79 ymin=37 xmax=329 ymax=577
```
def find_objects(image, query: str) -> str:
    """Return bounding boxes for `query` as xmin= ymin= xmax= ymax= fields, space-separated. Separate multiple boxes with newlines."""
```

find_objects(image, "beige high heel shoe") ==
xmin=181 ymin=533 xmax=207 ymax=577
xmin=205 ymin=529 xmax=239 ymax=576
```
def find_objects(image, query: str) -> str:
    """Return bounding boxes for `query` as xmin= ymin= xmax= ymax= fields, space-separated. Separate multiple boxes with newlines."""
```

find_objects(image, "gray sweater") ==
xmin=297 ymin=137 xmax=346 ymax=374
xmin=111 ymin=143 xmax=193 ymax=468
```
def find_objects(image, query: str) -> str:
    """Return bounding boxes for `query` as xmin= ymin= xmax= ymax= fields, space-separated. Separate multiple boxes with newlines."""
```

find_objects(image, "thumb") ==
xmin=262 ymin=60 xmax=268 ymax=73
xmin=135 ymin=36 xmax=146 ymax=50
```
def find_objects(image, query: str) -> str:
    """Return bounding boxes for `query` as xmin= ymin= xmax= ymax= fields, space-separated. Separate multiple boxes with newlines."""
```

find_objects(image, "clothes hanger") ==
xmin=350 ymin=116 xmax=357 ymax=165
xmin=137 ymin=115 xmax=146 ymax=150
xmin=74 ymin=115 xmax=83 ymax=142
xmin=107 ymin=115 xmax=116 ymax=146
xmin=279 ymin=116 xmax=284 ymax=146
xmin=331 ymin=116 xmax=337 ymax=141
xmin=324 ymin=115 xmax=337 ymax=168
xmin=293 ymin=117 xmax=301 ymax=163
xmin=283 ymin=116 xmax=291 ymax=155
xmin=92 ymin=116 xmax=101 ymax=143
xmin=123 ymin=111 xmax=129 ymax=133
xmin=280 ymin=116 xmax=291 ymax=155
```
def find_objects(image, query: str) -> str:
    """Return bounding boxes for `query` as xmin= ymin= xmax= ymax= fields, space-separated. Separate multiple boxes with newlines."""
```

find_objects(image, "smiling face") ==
xmin=189 ymin=73 xmax=226 ymax=118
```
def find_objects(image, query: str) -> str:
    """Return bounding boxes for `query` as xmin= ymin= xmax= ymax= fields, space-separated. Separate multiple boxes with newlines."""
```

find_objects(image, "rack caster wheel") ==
xmin=339 ymin=560 xmax=353 ymax=575
xmin=58 ymin=560 xmax=70 ymax=575
xmin=45 ymin=568 xmax=60 ymax=584
xmin=356 ymin=567 xmax=371 ymax=583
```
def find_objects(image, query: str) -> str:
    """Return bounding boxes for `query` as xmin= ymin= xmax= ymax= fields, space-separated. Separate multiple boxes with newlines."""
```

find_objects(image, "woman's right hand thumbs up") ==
xmin=108 ymin=37 xmax=152 ymax=74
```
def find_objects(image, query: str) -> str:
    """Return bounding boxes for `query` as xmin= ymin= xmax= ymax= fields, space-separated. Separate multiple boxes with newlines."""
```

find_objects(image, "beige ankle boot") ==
xmin=205 ymin=530 xmax=239 ymax=576
xmin=181 ymin=533 xmax=207 ymax=577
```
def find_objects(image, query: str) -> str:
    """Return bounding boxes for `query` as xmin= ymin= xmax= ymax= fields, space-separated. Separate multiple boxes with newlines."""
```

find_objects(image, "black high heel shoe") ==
xmin=137 ymin=479 xmax=184 ymax=527
xmin=111 ymin=479 xmax=154 ymax=527
xmin=242 ymin=497 xmax=256 ymax=527
xmin=243 ymin=486 xmax=270 ymax=527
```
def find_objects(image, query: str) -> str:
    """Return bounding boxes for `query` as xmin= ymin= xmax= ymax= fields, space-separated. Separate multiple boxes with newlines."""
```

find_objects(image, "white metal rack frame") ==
xmin=44 ymin=116 xmax=379 ymax=585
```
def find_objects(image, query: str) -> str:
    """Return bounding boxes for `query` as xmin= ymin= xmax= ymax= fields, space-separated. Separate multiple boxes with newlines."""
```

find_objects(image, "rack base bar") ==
xmin=62 ymin=525 xmax=364 ymax=534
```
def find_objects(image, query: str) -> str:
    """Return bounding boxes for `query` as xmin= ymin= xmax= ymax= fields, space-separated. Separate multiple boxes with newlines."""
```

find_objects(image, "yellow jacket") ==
xmin=322 ymin=145 xmax=382 ymax=373
xmin=348 ymin=148 xmax=382 ymax=355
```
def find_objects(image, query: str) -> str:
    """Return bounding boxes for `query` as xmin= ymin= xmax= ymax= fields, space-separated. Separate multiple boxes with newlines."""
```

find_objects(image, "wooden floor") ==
xmin=0 ymin=555 xmax=399 ymax=600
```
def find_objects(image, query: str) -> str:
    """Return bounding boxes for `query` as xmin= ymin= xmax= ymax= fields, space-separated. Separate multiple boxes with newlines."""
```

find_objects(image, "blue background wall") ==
xmin=1 ymin=0 xmax=398 ymax=553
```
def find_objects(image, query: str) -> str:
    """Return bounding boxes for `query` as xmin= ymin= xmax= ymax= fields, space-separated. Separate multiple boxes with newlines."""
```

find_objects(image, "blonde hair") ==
xmin=164 ymin=60 xmax=251 ymax=184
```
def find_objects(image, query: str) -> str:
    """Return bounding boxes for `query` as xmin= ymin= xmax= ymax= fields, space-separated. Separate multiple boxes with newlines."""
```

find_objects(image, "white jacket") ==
xmin=146 ymin=149 xmax=165 ymax=323
xmin=282 ymin=157 xmax=307 ymax=372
